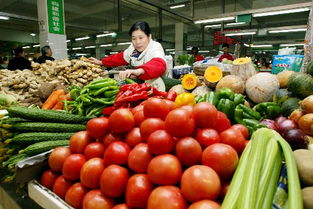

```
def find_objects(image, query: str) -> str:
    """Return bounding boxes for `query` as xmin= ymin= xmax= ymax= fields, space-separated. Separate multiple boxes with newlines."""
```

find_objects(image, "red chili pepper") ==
xmin=102 ymin=106 xmax=116 ymax=116
xmin=133 ymin=83 xmax=151 ymax=93
xmin=165 ymin=90 xmax=177 ymax=101
xmin=116 ymin=91 xmax=149 ymax=104
xmin=120 ymin=84 xmax=137 ymax=91
xmin=152 ymin=87 xmax=168 ymax=98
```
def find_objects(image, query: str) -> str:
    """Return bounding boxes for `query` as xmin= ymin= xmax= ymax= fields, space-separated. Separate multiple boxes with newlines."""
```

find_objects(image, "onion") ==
xmin=275 ymin=116 xmax=287 ymax=125
xmin=260 ymin=119 xmax=280 ymax=132
xmin=282 ymin=129 xmax=307 ymax=150
xmin=278 ymin=119 xmax=297 ymax=134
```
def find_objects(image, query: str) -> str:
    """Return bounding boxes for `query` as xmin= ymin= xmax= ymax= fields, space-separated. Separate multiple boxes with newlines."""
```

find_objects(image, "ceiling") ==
xmin=0 ymin=0 xmax=311 ymax=57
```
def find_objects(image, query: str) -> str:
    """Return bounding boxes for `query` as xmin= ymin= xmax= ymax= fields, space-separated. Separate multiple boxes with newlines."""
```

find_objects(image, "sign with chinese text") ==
xmin=47 ymin=0 xmax=64 ymax=34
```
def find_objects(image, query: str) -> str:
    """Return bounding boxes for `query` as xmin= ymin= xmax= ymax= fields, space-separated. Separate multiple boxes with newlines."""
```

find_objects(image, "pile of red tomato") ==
xmin=40 ymin=98 xmax=249 ymax=209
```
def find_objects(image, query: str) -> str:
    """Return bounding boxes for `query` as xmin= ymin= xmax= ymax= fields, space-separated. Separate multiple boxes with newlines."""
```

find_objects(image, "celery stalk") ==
xmin=273 ymin=131 xmax=303 ymax=209
xmin=220 ymin=141 xmax=252 ymax=209
xmin=237 ymin=128 xmax=272 ymax=209
xmin=256 ymin=137 xmax=281 ymax=209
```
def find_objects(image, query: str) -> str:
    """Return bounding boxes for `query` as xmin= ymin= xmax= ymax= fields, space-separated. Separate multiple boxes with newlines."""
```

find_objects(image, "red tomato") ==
xmin=80 ymin=158 xmax=105 ymax=189
xmin=100 ymin=165 xmax=129 ymax=198
xmin=213 ymin=111 xmax=231 ymax=133
xmin=102 ymin=133 xmax=121 ymax=150
xmin=128 ymin=143 xmax=153 ymax=173
xmin=175 ymin=137 xmax=202 ymax=166
xmin=65 ymin=182 xmax=89 ymax=209
xmin=140 ymin=118 xmax=165 ymax=141
xmin=147 ymin=130 xmax=175 ymax=155
xmin=220 ymin=182 xmax=230 ymax=199
xmin=144 ymin=98 xmax=170 ymax=120
xmin=220 ymin=128 xmax=245 ymax=154
xmin=202 ymin=143 xmax=239 ymax=181
xmin=196 ymin=128 xmax=220 ymax=148
xmin=147 ymin=154 xmax=182 ymax=185
xmin=62 ymin=154 xmax=86 ymax=181
xmin=231 ymin=124 xmax=249 ymax=140
xmin=125 ymin=127 xmax=142 ymax=148
xmin=48 ymin=147 xmax=71 ymax=172
xmin=41 ymin=169 xmax=59 ymax=190
xmin=181 ymin=165 xmax=221 ymax=202
xmin=180 ymin=105 xmax=193 ymax=114
xmin=83 ymin=190 xmax=114 ymax=209
xmin=109 ymin=108 xmax=135 ymax=133
xmin=132 ymin=104 xmax=144 ymax=115
xmin=134 ymin=109 xmax=145 ymax=127
xmin=147 ymin=186 xmax=187 ymax=209
xmin=69 ymin=131 xmax=91 ymax=154
xmin=165 ymin=108 xmax=195 ymax=138
xmin=86 ymin=117 xmax=109 ymax=139
xmin=188 ymin=200 xmax=220 ymax=209
xmin=164 ymin=100 xmax=176 ymax=111
xmin=84 ymin=142 xmax=105 ymax=160
xmin=53 ymin=175 xmax=74 ymax=199
xmin=193 ymin=102 xmax=218 ymax=128
xmin=103 ymin=141 xmax=131 ymax=166
xmin=113 ymin=204 xmax=130 ymax=209
xmin=126 ymin=174 xmax=154 ymax=209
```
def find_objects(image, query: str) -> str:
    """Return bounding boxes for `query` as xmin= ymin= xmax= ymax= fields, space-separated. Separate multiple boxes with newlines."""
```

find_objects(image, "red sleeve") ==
xmin=218 ymin=54 xmax=225 ymax=62
xmin=137 ymin=58 xmax=167 ymax=80
xmin=101 ymin=51 xmax=128 ymax=67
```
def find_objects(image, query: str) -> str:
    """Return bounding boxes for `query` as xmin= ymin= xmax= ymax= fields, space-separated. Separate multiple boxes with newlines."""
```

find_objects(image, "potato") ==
xmin=302 ymin=187 xmax=313 ymax=209
xmin=294 ymin=149 xmax=313 ymax=186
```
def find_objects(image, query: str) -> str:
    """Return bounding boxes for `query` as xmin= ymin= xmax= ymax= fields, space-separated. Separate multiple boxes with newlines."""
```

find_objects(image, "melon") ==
xmin=216 ymin=75 xmax=245 ymax=94
xmin=245 ymin=73 xmax=280 ymax=103
xmin=307 ymin=60 xmax=313 ymax=76
xmin=276 ymin=70 xmax=294 ymax=88
xmin=169 ymin=84 xmax=187 ymax=95
xmin=287 ymin=72 xmax=313 ymax=98
xmin=192 ymin=85 xmax=210 ymax=97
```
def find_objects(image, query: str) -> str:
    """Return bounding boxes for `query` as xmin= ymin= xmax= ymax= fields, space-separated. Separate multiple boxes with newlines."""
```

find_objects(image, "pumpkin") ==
xmin=245 ymin=73 xmax=280 ymax=103
xmin=281 ymin=97 xmax=301 ymax=117
xmin=169 ymin=84 xmax=187 ymax=95
xmin=307 ymin=60 xmax=313 ymax=76
xmin=231 ymin=57 xmax=256 ymax=81
xmin=287 ymin=72 xmax=313 ymax=99
xmin=204 ymin=66 xmax=223 ymax=83
xmin=298 ymin=113 xmax=313 ymax=135
xmin=215 ymin=75 xmax=245 ymax=94
xmin=233 ymin=57 xmax=251 ymax=65
xmin=182 ymin=74 xmax=199 ymax=90
xmin=192 ymin=85 xmax=210 ymax=97
xmin=276 ymin=70 xmax=294 ymax=88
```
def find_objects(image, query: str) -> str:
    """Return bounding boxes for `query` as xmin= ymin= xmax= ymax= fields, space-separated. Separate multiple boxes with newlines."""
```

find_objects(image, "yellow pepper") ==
xmin=175 ymin=93 xmax=196 ymax=107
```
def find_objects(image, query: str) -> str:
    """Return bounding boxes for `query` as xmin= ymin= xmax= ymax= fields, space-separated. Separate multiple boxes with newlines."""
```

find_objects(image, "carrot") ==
xmin=52 ymin=93 xmax=72 ymax=110
xmin=42 ymin=89 xmax=65 ymax=110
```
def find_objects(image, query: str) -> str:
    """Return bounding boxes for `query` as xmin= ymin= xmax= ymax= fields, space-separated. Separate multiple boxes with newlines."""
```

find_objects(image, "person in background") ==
xmin=32 ymin=51 xmax=41 ymax=63
xmin=37 ymin=45 xmax=55 ymax=64
xmin=191 ymin=47 xmax=205 ymax=62
xmin=0 ymin=57 xmax=5 ymax=69
xmin=88 ymin=21 xmax=167 ymax=82
xmin=2 ymin=57 xmax=8 ymax=68
xmin=218 ymin=43 xmax=233 ymax=62
xmin=8 ymin=47 xmax=32 ymax=70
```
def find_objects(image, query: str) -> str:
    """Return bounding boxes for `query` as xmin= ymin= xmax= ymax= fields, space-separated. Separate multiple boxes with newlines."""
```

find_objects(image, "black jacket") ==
xmin=37 ymin=55 xmax=55 ymax=64
xmin=8 ymin=57 xmax=32 ymax=70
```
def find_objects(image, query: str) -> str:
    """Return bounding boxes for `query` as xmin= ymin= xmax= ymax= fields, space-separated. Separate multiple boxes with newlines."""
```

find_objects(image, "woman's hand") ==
xmin=119 ymin=68 xmax=144 ymax=80
xmin=88 ymin=57 xmax=102 ymax=65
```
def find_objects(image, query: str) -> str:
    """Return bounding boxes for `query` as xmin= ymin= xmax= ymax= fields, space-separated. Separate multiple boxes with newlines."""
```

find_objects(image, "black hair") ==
xmin=14 ymin=47 xmax=24 ymax=56
xmin=222 ymin=43 xmax=230 ymax=48
xmin=0 ymin=56 xmax=3 ymax=64
xmin=191 ymin=47 xmax=199 ymax=53
xmin=41 ymin=45 xmax=51 ymax=56
xmin=129 ymin=21 xmax=151 ymax=37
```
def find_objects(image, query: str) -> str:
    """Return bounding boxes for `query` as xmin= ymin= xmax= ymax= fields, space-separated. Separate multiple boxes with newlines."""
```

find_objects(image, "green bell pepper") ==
xmin=217 ymin=88 xmax=235 ymax=101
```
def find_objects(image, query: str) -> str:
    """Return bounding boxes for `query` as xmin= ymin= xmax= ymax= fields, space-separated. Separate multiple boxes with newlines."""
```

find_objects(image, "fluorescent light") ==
xmin=76 ymin=53 xmax=88 ymax=56
xmin=66 ymin=40 xmax=71 ymax=43
xmin=72 ymin=47 xmax=82 ymax=50
xmin=280 ymin=43 xmax=304 ymax=47
xmin=75 ymin=36 xmax=90 ymax=41
xmin=117 ymin=42 xmax=131 ymax=46
xmin=165 ymin=48 xmax=175 ymax=52
xmin=85 ymin=45 xmax=96 ymax=49
xmin=0 ymin=16 xmax=9 ymax=20
xmin=205 ymin=24 xmax=222 ymax=28
xmin=251 ymin=44 xmax=272 ymax=48
xmin=268 ymin=28 xmax=306 ymax=33
xmin=226 ymin=22 xmax=246 ymax=26
xmin=243 ymin=43 xmax=250 ymax=47
xmin=225 ymin=31 xmax=256 ymax=36
xmin=30 ymin=33 xmax=36 ymax=36
xmin=253 ymin=7 xmax=310 ymax=17
xmin=67 ymin=48 xmax=69 ymax=51
xmin=170 ymin=4 xmax=185 ymax=9
xmin=110 ymin=52 xmax=118 ymax=54
xmin=195 ymin=16 xmax=235 ymax=24
xmin=33 ymin=44 xmax=40 ymax=47
xmin=22 ymin=46 xmax=30 ymax=49
xmin=199 ymin=50 xmax=210 ymax=53
xmin=97 ymin=32 xmax=117 ymax=38
xmin=169 ymin=52 xmax=175 ymax=55
xmin=186 ymin=47 xmax=192 ymax=50
xmin=100 ymin=44 xmax=113 ymax=47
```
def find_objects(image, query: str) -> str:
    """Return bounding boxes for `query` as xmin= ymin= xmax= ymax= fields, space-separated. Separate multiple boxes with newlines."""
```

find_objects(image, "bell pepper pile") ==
xmin=102 ymin=83 xmax=177 ymax=115
xmin=65 ymin=78 xmax=119 ymax=117
xmin=255 ymin=102 xmax=282 ymax=119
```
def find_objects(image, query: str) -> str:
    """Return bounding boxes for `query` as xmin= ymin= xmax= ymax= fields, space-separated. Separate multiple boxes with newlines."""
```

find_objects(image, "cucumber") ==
xmin=12 ymin=122 xmax=85 ymax=132
xmin=7 ymin=106 xmax=92 ymax=123
xmin=20 ymin=140 xmax=69 ymax=156
xmin=2 ymin=153 xmax=28 ymax=168
xmin=161 ymin=76 xmax=181 ymax=91
xmin=10 ymin=132 xmax=75 ymax=144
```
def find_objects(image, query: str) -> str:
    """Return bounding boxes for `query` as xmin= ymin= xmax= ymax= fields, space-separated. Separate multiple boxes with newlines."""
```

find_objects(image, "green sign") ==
xmin=47 ymin=0 xmax=64 ymax=34
xmin=236 ymin=14 xmax=252 ymax=23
